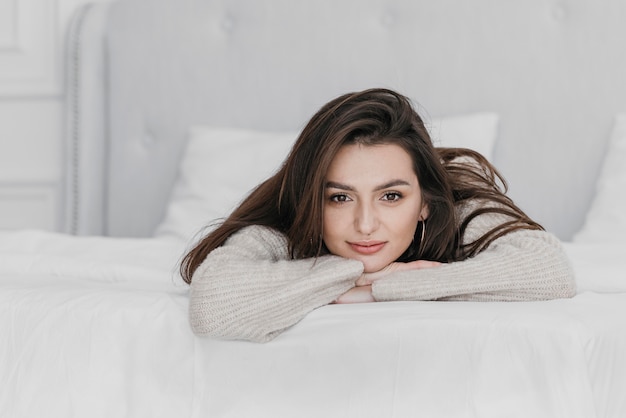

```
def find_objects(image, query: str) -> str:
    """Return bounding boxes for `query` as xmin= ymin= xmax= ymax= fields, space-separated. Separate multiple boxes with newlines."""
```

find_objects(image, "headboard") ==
xmin=65 ymin=0 xmax=626 ymax=240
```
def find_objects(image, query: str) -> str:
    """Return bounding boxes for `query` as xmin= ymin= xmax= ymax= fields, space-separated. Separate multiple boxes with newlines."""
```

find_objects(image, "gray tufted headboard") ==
xmin=65 ymin=0 xmax=626 ymax=240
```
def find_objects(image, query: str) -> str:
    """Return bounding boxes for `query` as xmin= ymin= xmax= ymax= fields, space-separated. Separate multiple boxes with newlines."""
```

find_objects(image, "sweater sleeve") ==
xmin=189 ymin=225 xmax=363 ymax=342
xmin=372 ymin=208 xmax=577 ymax=302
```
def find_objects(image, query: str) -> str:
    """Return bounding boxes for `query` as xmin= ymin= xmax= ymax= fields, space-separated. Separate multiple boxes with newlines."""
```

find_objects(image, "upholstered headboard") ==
xmin=65 ymin=0 xmax=626 ymax=240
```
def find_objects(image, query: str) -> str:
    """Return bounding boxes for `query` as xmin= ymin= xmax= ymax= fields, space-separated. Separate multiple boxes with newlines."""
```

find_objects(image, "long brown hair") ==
xmin=180 ymin=88 xmax=542 ymax=284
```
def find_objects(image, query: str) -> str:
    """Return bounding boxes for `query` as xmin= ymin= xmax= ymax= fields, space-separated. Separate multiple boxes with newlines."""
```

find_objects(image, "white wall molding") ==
xmin=0 ymin=0 xmax=59 ymax=96
xmin=0 ymin=0 xmax=111 ymax=231
xmin=0 ymin=182 xmax=57 ymax=230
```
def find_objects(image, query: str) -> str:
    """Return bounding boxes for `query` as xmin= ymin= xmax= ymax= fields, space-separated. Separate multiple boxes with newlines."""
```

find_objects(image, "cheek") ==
xmin=389 ymin=206 xmax=421 ymax=243
xmin=395 ymin=222 xmax=418 ymax=248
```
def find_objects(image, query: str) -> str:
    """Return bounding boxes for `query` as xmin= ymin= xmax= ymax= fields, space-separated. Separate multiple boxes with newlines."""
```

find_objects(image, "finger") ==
xmin=356 ymin=268 xmax=387 ymax=286
xmin=335 ymin=286 xmax=374 ymax=304
xmin=415 ymin=260 xmax=442 ymax=269
xmin=355 ymin=275 xmax=373 ymax=286
xmin=357 ymin=263 xmax=402 ymax=285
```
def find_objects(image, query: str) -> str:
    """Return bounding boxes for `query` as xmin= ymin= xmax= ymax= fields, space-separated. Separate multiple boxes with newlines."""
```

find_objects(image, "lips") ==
xmin=349 ymin=241 xmax=386 ymax=255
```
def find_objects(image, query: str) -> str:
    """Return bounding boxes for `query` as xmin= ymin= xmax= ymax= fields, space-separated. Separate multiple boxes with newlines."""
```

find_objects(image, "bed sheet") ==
xmin=191 ymin=294 xmax=626 ymax=418
xmin=0 ymin=230 xmax=193 ymax=417
xmin=0 ymin=231 xmax=624 ymax=418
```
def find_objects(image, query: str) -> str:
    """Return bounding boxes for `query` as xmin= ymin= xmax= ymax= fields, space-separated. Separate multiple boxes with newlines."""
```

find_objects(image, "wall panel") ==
xmin=0 ymin=0 xmax=59 ymax=96
xmin=0 ymin=0 xmax=104 ymax=231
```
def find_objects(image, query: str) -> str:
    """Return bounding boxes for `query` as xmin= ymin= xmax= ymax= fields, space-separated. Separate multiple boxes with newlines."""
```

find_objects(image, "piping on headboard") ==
xmin=66 ymin=4 xmax=91 ymax=235
xmin=63 ymin=2 xmax=111 ymax=236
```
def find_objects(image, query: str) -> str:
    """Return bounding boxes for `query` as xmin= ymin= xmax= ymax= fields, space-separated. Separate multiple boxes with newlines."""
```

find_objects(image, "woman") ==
xmin=181 ymin=88 xmax=576 ymax=342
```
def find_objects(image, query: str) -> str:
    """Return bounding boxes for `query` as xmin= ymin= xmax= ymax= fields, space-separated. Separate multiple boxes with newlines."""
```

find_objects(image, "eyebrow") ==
xmin=325 ymin=179 xmax=412 ymax=192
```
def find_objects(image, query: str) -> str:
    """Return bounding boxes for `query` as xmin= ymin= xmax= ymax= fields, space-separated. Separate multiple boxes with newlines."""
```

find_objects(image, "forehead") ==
xmin=326 ymin=143 xmax=416 ymax=180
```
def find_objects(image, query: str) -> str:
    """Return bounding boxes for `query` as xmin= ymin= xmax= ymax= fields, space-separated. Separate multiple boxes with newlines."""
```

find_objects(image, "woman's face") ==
xmin=322 ymin=143 xmax=428 ymax=273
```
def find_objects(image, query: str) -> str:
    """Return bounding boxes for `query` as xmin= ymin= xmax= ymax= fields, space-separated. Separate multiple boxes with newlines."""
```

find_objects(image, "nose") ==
xmin=354 ymin=201 xmax=380 ymax=235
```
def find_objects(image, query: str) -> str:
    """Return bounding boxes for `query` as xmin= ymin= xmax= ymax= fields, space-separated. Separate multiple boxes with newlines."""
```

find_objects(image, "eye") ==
xmin=329 ymin=193 xmax=351 ymax=203
xmin=381 ymin=192 xmax=402 ymax=202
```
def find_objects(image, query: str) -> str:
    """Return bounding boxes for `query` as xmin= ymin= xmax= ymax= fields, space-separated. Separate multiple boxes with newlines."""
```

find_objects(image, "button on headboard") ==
xmin=67 ymin=0 xmax=626 ymax=239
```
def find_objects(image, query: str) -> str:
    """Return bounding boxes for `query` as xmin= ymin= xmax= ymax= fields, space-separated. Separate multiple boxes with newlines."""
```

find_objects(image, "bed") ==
xmin=2 ymin=0 xmax=626 ymax=417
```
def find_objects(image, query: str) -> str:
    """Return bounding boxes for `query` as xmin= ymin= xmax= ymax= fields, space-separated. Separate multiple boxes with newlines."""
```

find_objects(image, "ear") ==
xmin=419 ymin=204 xmax=430 ymax=221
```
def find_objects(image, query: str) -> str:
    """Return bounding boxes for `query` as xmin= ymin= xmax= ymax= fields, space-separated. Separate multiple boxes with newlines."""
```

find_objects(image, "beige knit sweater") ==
xmin=189 ymin=204 xmax=576 ymax=342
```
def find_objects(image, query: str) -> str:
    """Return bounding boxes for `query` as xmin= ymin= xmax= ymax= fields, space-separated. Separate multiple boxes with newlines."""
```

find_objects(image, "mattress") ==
xmin=0 ymin=230 xmax=624 ymax=417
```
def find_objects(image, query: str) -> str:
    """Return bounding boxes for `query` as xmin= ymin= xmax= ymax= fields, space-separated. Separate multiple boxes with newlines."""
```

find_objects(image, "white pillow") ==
xmin=573 ymin=113 xmax=626 ymax=243
xmin=154 ymin=128 xmax=297 ymax=241
xmin=155 ymin=113 xmax=499 ymax=241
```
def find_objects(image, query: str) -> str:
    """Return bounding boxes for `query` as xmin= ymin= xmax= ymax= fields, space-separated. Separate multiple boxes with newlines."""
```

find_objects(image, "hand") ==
xmin=356 ymin=260 xmax=441 ymax=286
xmin=334 ymin=285 xmax=375 ymax=304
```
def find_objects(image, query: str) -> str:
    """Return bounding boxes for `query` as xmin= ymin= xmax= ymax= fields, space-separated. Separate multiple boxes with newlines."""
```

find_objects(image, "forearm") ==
xmin=189 ymin=232 xmax=363 ymax=342
xmin=372 ymin=229 xmax=576 ymax=302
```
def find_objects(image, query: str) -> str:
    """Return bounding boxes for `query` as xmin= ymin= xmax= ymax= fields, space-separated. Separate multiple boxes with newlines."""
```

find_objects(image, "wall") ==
xmin=0 ymin=0 xmax=109 ymax=231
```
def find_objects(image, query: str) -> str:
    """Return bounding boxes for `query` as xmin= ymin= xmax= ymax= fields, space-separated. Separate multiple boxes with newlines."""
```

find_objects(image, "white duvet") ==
xmin=0 ymin=230 xmax=624 ymax=418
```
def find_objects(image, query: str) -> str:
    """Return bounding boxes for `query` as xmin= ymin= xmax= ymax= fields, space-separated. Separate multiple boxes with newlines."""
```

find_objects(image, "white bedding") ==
xmin=1 ymin=231 xmax=625 ymax=418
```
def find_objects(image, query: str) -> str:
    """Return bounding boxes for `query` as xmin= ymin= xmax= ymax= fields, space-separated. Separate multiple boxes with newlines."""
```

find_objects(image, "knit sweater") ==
xmin=189 ymin=204 xmax=576 ymax=342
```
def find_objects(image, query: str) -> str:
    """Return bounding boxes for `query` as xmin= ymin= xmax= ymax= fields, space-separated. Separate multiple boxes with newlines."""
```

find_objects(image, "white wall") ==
xmin=0 ymin=0 xmax=110 ymax=231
